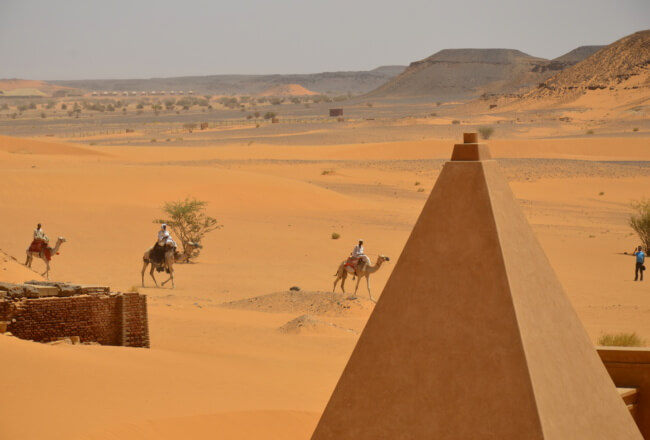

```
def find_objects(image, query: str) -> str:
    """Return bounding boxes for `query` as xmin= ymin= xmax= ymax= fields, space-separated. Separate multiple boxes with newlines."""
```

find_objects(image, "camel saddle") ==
xmin=28 ymin=240 xmax=51 ymax=261
xmin=344 ymin=257 xmax=363 ymax=272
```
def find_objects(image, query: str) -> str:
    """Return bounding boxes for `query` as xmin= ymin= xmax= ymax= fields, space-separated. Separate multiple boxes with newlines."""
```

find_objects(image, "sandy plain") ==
xmin=0 ymin=109 xmax=650 ymax=440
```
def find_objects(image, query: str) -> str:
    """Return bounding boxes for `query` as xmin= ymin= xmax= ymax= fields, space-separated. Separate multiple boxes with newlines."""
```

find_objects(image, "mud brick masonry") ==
xmin=0 ymin=281 xmax=149 ymax=348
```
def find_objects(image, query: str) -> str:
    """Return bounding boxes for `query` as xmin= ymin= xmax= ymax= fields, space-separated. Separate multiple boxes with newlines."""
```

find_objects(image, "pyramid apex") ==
xmin=451 ymin=133 xmax=492 ymax=161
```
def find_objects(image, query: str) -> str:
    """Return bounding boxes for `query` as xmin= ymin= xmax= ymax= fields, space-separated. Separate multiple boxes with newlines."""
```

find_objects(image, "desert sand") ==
xmin=1 ymin=123 xmax=649 ymax=439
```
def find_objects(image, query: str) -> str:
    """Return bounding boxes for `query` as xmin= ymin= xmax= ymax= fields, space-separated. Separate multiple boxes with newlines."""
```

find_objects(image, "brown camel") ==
xmin=25 ymin=237 xmax=67 ymax=280
xmin=333 ymin=255 xmax=390 ymax=302
xmin=141 ymin=242 xmax=201 ymax=289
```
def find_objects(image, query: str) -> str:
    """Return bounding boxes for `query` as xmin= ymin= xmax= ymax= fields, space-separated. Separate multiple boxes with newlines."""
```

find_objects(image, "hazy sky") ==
xmin=1 ymin=0 xmax=648 ymax=80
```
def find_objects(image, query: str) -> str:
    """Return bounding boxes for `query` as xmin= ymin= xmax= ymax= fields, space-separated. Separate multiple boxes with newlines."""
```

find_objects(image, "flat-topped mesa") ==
xmin=451 ymin=132 xmax=492 ymax=161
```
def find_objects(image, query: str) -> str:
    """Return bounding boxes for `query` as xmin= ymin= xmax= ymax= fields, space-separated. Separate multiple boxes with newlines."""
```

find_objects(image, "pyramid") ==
xmin=312 ymin=134 xmax=642 ymax=439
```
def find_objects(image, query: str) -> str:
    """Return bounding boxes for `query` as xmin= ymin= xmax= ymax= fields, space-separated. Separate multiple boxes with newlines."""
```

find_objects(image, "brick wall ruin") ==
xmin=0 ymin=282 xmax=149 ymax=348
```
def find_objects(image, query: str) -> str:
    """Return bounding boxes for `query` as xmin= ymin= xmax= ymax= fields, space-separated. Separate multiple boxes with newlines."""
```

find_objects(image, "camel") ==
xmin=141 ymin=242 xmax=201 ymax=289
xmin=25 ymin=237 xmax=67 ymax=280
xmin=333 ymin=255 xmax=390 ymax=302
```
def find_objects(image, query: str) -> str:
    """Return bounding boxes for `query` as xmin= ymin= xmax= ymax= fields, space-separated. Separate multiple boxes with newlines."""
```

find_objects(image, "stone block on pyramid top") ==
xmin=452 ymin=133 xmax=491 ymax=161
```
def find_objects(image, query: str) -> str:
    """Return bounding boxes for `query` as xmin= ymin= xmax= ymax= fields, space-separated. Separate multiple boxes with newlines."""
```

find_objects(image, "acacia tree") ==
xmin=630 ymin=199 xmax=650 ymax=251
xmin=154 ymin=197 xmax=221 ymax=260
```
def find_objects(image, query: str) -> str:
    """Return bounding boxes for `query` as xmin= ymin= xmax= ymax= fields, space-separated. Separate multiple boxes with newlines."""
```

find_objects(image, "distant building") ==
xmin=329 ymin=108 xmax=343 ymax=117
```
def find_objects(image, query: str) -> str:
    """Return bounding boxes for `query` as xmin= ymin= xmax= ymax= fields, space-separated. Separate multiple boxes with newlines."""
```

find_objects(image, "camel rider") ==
xmin=27 ymin=223 xmax=51 ymax=263
xmin=158 ymin=224 xmax=173 ymax=247
xmin=350 ymin=239 xmax=371 ymax=269
xmin=153 ymin=224 xmax=176 ymax=263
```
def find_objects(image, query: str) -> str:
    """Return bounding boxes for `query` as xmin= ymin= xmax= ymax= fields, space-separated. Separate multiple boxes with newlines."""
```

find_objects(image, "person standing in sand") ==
xmin=634 ymin=245 xmax=646 ymax=281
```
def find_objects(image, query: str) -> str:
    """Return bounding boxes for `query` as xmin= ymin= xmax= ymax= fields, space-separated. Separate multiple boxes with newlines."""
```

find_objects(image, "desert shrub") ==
xmin=46 ymin=101 xmax=56 ymax=109
xmin=331 ymin=232 xmax=341 ymax=240
xmin=270 ymin=97 xmax=283 ymax=105
xmin=263 ymin=111 xmax=276 ymax=120
xmin=414 ymin=181 xmax=421 ymax=186
xmin=290 ymin=97 xmax=301 ymax=104
xmin=633 ymin=127 xmax=639 ymax=132
xmin=598 ymin=332 xmax=645 ymax=347
xmin=630 ymin=199 xmax=650 ymax=251
xmin=599 ymin=191 xmax=605 ymax=196
xmin=321 ymin=169 xmax=334 ymax=175
xmin=417 ymin=188 xmax=425 ymax=192
xmin=150 ymin=138 xmax=156 ymax=143
xmin=154 ymin=197 xmax=222 ymax=259
xmin=0 ymin=103 xmax=8 ymax=110
xmin=28 ymin=102 xmax=36 ymax=109
xmin=60 ymin=103 xmax=67 ymax=110
xmin=183 ymin=123 xmax=197 ymax=132
xmin=366 ymin=102 xmax=373 ymax=107
xmin=478 ymin=126 xmax=495 ymax=139
xmin=586 ymin=129 xmax=594 ymax=135
xmin=40 ymin=112 xmax=46 ymax=118
xmin=17 ymin=104 xmax=28 ymax=112
xmin=451 ymin=120 xmax=460 ymax=125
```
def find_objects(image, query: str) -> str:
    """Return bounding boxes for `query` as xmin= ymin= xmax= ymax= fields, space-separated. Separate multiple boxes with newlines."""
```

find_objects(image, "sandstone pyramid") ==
xmin=312 ymin=134 xmax=642 ymax=439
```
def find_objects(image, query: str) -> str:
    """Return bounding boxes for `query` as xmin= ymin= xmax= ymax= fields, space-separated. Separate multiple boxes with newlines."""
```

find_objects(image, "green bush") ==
xmin=478 ymin=126 xmax=494 ymax=139
xmin=154 ymin=197 xmax=222 ymax=259
xmin=598 ymin=332 xmax=645 ymax=347
xmin=331 ymin=232 xmax=341 ymax=240
xmin=630 ymin=199 xmax=650 ymax=251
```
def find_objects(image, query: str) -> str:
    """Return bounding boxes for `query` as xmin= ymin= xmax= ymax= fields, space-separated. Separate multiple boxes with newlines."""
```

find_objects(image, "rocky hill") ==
xmin=552 ymin=46 xmax=605 ymax=65
xmin=529 ymin=30 xmax=650 ymax=96
xmin=49 ymin=65 xmax=406 ymax=97
xmin=366 ymin=47 xmax=603 ymax=100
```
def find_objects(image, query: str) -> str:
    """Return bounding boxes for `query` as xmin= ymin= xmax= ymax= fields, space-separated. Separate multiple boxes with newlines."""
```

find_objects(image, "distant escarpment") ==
xmin=367 ymin=47 xmax=601 ymax=100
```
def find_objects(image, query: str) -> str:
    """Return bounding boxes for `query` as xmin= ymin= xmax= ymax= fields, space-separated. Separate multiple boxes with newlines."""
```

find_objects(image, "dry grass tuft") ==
xmin=598 ymin=332 xmax=645 ymax=347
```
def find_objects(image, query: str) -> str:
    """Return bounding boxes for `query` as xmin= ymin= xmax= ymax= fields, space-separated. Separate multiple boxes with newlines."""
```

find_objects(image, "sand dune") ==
xmin=0 ymin=135 xmax=107 ymax=156
xmin=258 ymin=84 xmax=319 ymax=96
xmin=2 ymin=131 xmax=650 ymax=439
xmin=0 ymin=248 xmax=44 ymax=283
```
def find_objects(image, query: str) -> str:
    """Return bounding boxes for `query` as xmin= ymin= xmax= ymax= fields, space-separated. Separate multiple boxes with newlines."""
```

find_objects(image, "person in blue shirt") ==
xmin=633 ymin=246 xmax=646 ymax=281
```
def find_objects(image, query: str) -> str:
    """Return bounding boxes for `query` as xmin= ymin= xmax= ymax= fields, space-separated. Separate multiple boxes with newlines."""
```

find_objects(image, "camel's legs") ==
xmin=141 ymin=260 xmax=149 ymax=287
xmin=149 ymin=264 xmax=158 ymax=287
xmin=161 ymin=270 xmax=174 ymax=288
xmin=25 ymin=250 xmax=31 ymax=266
xmin=42 ymin=259 xmax=50 ymax=280
xmin=333 ymin=267 xmax=345 ymax=292
xmin=366 ymin=276 xmax=375 ymax=302
xmin=341 ymin=269 xmax=348 ymax=293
